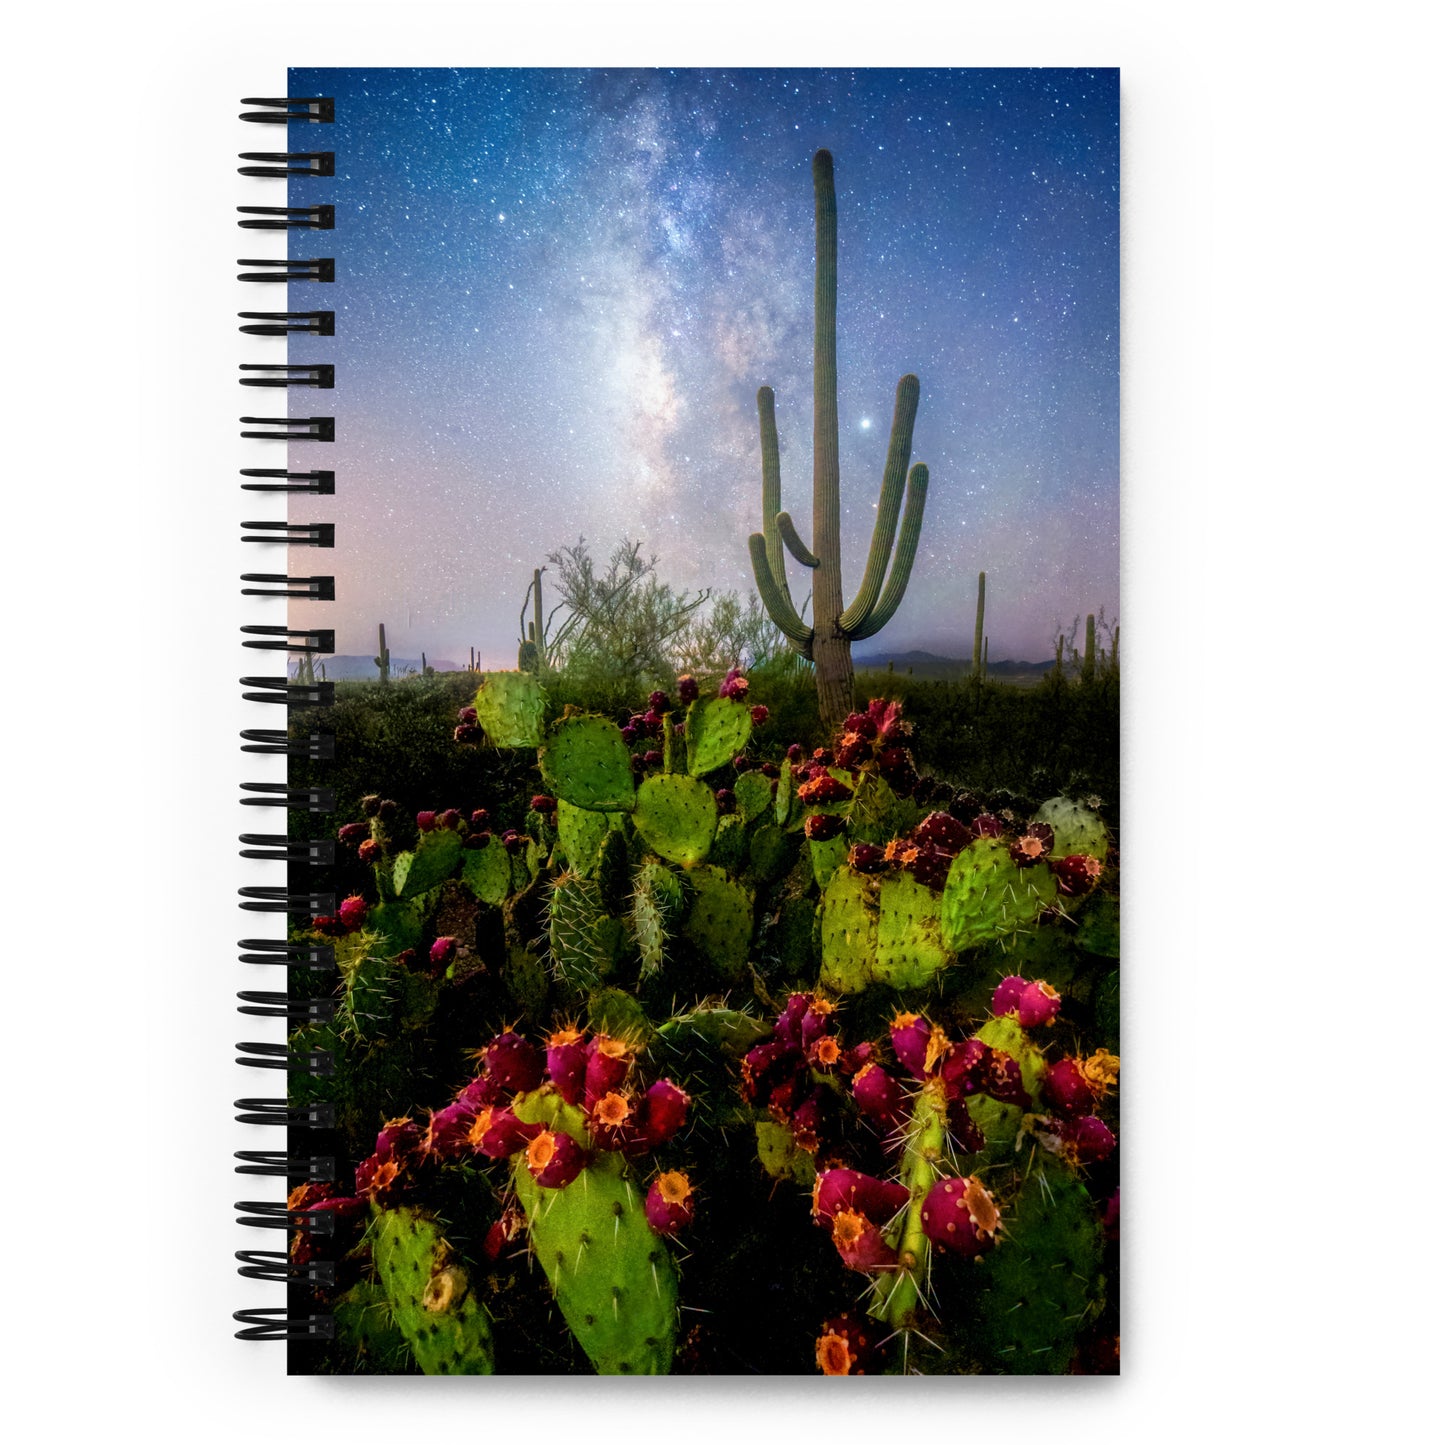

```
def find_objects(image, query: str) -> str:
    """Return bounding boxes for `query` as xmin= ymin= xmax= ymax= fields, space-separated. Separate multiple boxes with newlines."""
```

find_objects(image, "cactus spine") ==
xmin=972 ymin=572 xmax=986 ymax=680
xmin=748 ymin=150 xmax=931 ymax=734
xmin=374 ymin=623 xmax=390 ymax=683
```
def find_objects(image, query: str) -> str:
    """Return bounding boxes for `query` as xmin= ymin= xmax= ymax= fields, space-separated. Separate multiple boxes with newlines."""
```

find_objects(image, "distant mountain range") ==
xmin=853 ymin=649 xmax=1054 ymax=682
xmin=302 ymin=656 xmax=465 ymax=681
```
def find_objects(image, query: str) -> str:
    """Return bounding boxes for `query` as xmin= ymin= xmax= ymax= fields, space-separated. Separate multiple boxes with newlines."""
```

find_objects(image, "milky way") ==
xmin=287 ymin=68 xmax=1118 ymax=666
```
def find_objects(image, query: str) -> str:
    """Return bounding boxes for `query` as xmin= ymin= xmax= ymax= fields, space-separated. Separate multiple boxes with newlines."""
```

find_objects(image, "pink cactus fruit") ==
xmin=645 ymin=1170 xmax=695 ymax=1236
xmin=797 ymin=773 xmax=852 ymax=805
xmin=830 ymin=1208 xmax=898 ymax=1273
xmin=811 ymin=1169 xmax=909 ymax=1226
xmin=847 ymin=842 xmax=887 ymax=874
xmin=469 ymin=808 xmax=490 ymax=830
xmin=455 ymin=1072 xmax=504 ymax=1111
xmin=715 ymin=787 xmax=736 ymax=814
xmin=437 ymin=808 xmax=462 ymax=830
xmin=649 ymin=690 xmax=670 ymax=712
xmin=889 ymin=1012 xmax=948 ymax=1079
xmin=524 ymin=1129 xmax=587 ymax=1189
xmin=1042 ymin=1057 xmax=1096 ymax=1117
xmin=429 ymin=936 xmax=458 ymax=970
xmin=803 ymin=811 xmax=844 ymax=841
xmin=529 ymin=794 xmax=557 ymax=814
xmin=1008 ymin=821 xmax=1054 ymax=867
xmin=457 ymin=706 xmax=478 ymax=724
xmin=639 ymin=1078 xmax=689 ymax=1147
xmin=852 ymin=1062 xmax=906 ymax=1128
xmin=788 ymin=1090 xmax=827 ymax=1153
xmin=454 ymin=723 xmax=483 ymax=743
xmin=839 ymin=1040 xmax=873 ymax=1075
xmin=919 ymin=1175 xmax=1000 ymax=1259
xmin=868 ymin=697 xmax=909 ymax=744
xmin=969 ymin=812 xmax=1005 ymax=839
xmin=914 ymin=811 xmax=970 ymax=857
xmin=741 ymin=1039 xmax=794 ymax=1104
xmin=1016 ymin=980 xmax=1062 ymax=1029
xmin=336 ymin=894 xmax=368 ymax=930
xmin=677 ymin=674 xmax=699 ymax=704
xmin=786 ymin=742 xmax=804 ymax=764
xmin=423 ymin=1099 xmax=479 ymax=1160
xmin=982 ymin=1048 xmax=1033 ymax=1108
xmin=1060 ymin=1114 xmax=1117 ymax=1164
xmin=1052 ymin=852 xmax=1104 ymax=897
xmin=588 ymin=1090 xmax=640 ymax=1152
xmin=807 ymin=1034 xmax=844 ymax=1070
xmin=907 ymin=845 xmax=954 ymax=892
xmin=835 ymin=730 xmax=872 ymax=769
xmin=546 ymin=1026 xmax=589 ymax=1105
xmin=799 ymin=996 xmax=836 ymax=1048
xmin=583 ymin=1034 xmax=632 ymax=1107
xmin=357 ymin=839 xmax=382 ymax=864
xmin=991 ymin=975 xmax=1028 ymax=1015
xmin=337 ymin=822 xmax=368 ymax=847
xmin=815 ymin=1312 xmax=882 ymax=1375
xmin=750 ymin=704 xmax=769 ymax=725
xmin=773 ymin=992 xmax=811 ymax=1048
xmin=416 ymin=810 xmax=437 ymax=832
xmin=484 ymin=1031 xmax=544 ymax=1093
xmin=940 ymin=1037 xmax=990 ymax=1102
xmin=467 ymin=1104 xmax=540 ymax=1160
xmin=718 ymin=667 xmax=750 ymax=700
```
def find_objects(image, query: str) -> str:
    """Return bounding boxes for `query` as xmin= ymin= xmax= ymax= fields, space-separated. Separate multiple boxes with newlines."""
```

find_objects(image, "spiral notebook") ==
xmin=234 ymin=67 xmax=1121 ymax=1376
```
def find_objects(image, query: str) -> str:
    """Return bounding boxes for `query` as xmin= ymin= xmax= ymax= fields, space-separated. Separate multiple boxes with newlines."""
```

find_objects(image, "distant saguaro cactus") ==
xmin=375 ymin=623 xmax=390 ymax=683
xmin=1083 ymin=614 xmax=1096 ymax=684
xmin=747 ymin=150 xmax=931 ymax=734
xmin=972 ymin=572 xmax=987 ymax=680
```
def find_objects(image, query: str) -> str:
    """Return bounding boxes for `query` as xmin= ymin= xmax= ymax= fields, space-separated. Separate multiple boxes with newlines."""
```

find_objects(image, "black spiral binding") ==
xmin=237 ymin=94 xmax=340 ymax=1347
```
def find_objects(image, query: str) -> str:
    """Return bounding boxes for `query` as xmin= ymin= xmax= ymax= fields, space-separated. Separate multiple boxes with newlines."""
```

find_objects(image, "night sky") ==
xmin=287 ymin=68 xmax=1118 ymax=667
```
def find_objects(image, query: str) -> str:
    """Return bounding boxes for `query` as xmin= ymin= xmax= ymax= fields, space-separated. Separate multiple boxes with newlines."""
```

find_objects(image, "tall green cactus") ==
xmin=972 ymin=572 xmax=986 ymax=680
xmin=374 ymin=622 xmax=390 ymax=683
xmin=1083 ymin=613 xmax=1097 ymax=684
xmin=747 ymin=150 xmax=931 ymax=733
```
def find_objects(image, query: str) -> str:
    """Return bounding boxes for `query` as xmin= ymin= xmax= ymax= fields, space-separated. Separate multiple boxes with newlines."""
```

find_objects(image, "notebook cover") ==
xmin=284 ymin=66 xmax=1119 ymax=1376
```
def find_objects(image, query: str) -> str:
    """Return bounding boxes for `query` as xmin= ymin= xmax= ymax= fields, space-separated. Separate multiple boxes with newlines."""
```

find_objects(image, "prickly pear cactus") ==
xmin=510 ymin=1094 xmax=677 ymax=1375
xmin=392 ymin=826 xmax=464 ymax=899
xmin=630 ymin=859 xmax=682 ymax=979
xmin=459 ymin=836 xmax=511 ymax=904
xmin=472 ymin=670 xmax=545 ymax=748
xmin=1033 ymin=796 xmax=1110 ymax=861
xmin=682 ymin=865 xmax=754 ymax=980
xmin=965 ymin=1013 xmax=1047 ymax=1163
xmin=371 ymin=1207 xmax=496 ymax=1374
xmin=548 ymin=870 xmax=612 ymax=992
xmin=874 ymin=872 xmax=951 ymax=987
xmin=685 ymin=695 xmax=753 ymax=776
xmin=818 ymin=866 xmax=877 ymax=992
xmin=539 ymin=715 xmax=637 ymax=811
xmin=555 ymin=798 xmax=617 ymax=877
xmin=632 ymin=772 xmax=718 ymax=866
xmin=940 ymin=837 xmax=1058 ymax=952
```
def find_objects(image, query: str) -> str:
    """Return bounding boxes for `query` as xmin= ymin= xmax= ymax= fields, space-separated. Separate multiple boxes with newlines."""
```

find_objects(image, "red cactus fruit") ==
xmin=437 ymin=808 xmax=462 ymax=830
xmin=840 ymin=1041 xmax=873 ymax=1074
xmin=889 ymin=1012 xmax=935 ymax=1079
xmin=799 ymin=995 xmax=836 ymax=1048
xmin=457 ymin=706 xmax=478 ymax=724
xmin=467 ymin=1105 xmax=540 ymax=1160
xmin=455 ymin=1072 xmax=504 ymax=1111
xmin=640 ymin=1078 xmax=689 ymax=1147
xmin=852 ymin=1061 xmax=906 ymax=1128
xmin=500 ymin=829 xmax=527 ymax=853
xmin=588 ymin=1090 xmax=639 ymax=1151
xmin=1060 ymin=1114 xmax=1116 ymax=1164
xmin=1008 ymin=822 xmax=1054 ymax=867
xmin=416 ymin=810 xmax=437 ymax=832
xmin=484 ymin=1031 xmax=544 ymax=1093
xmin=1052 ymin=852 xmax=1104 ymax=897
xmin=914 ymin=811 xmax=970 ymax=856
xmin=429 ymin=936 xmax=458 ymax=970
xmin=835 ymin=731 xmax=871 ymax=769
xmin=906 ymin=844 xmax=953 ymax=892
xmin=803 ymin=811 xmax=845 ymax=842
xmin=797 ymin=774 xmax=853 ymax=805
xmin=847 ymin=842 xmax=887 ymax=873
xmin=991 ymin=975 xmax=1028 ymax=1015
xmin=969 ymin=812 xmax=1005 ymax=839
xmin=642 ymin=750 xmax=663 ymax=767
xmin=868 ymin=698 xmax=909 ymax=744
xmin=715 ymin=787 xmax=736 ymax=814
xmin=524 ymin=1129 xmax=587 ymax=1188
xmin=469 ymin=808 xmax=490 ymax=830
xmin=677 ymin=674 xmax=699 ymax=704
xmin=1042 ymin=1057 xmax=1096 ymax=1117
xmin=741 ymin=1039 xmax=795 ymax=1103
xmin=529 ymin=794 xmax=557 ymax=814
xmin=830 ymin=1208 xmax=898 ymax=1272
xmin=759 ymin=761 xmax=780 ymax=779
xmin=815 ymin=1312 xmax=882 ymax=1375
xmin=337 ymin=822 xmax=368 ymax=847
xmin=877 ymin=747 xmax=918 ymax=793
xmin=336 ymin=895 xmax=368 ymax=931
xmin=788 ymin=1090 xmax=827 ymax=1153
xmin=583 ymin=1034 xmax=632 ymax=1106
xmin=357 ymin=839 xmax=382 ymax=864
xmin=454 ymin=723 xmax=483 ymax=744
xmin=786 ymin=742 xmax=804 ymax=764
xmin=812 ymin=1168 xmax=909 ymax=1225
xmin=546 ymin=1027 xmax=588 ymax=1105
xmin=645 ymin=1170 xmax=694 ymax=1235
xmin=807 ymin=1034 xmax=843 ymax=1069
xmin=373 ymin=1117 xmax=421 ymax=1163
xmin=983 ymin=1048 xmax=1033 ymax=1108
xmin=750 ymin=704 xmax=769 ymax=725
xmin=649 ymin=690 xmax=670 ymax=712
xmin=773 ymin=993 xmax=811 ymax=1047
xmin=423 ymin=1099 xmax=478 ymax=1160
xmin=939 ymin=1038 xmax=990 ymax=1101
xmin=718 ymin=667 xmax=750 ymax=700
xmin=1016 ymin=980 xmax=1062 ymax=1029
xmin=732 ymin=753 xmax=751 ymax=771
xmin=919 ymin=1175 xmax=1000 ymax=1259
xmin=950 ymin=1107 xmax=986 ymax=1155
xmin=482 ymin=1219 xmax=509 ymax=1262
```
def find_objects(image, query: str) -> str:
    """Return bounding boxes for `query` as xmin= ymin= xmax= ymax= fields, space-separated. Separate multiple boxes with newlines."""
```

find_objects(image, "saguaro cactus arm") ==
xmin=776 ymin=512 xmax=819 ymax=568
xmin=845 ymin=464 xmax=930 ymax=642
xmin=748 ymin=532 xmax=815 ymax=649
xmin=839 ymin=373 xmax=920 ymax=634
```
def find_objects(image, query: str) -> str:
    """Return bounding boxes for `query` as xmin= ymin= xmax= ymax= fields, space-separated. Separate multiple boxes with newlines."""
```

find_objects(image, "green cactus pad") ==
xmin=775 ymin=758 xmax=804 ymax=831
xmin=747 ymin=823 xmax=794 ymax=885
xmin=548 ymin=871 xmax=612 ymax=993
xmin=630 ymin=871 xmax=670 ymax=979
xmin=654 ymin=1006 xmax=771 ymax=1057
xmin=632 ymin=773 xmax=717 ymax=866
xmin=331 ymin=1278 xmax=412 ymax=1372
xmin=848 ymin=770 xmax=918 ymax=845
xmin=510 ymin=1095 xmax=677 ymax=1375
xmin=808 ymin=834 xmax=848 ymax=889
xmin=392 ymin=827 xmax=464 ymax=900
xmin=709 ymin=812 xmax=749 ymax=873
xmin=819 ymin=868 xmax=879 ymax=993
xmin=685 ymin=695 xmax=753 ymax=776
xmin=974 ymin=1167 xmax=1104 ymax=1374
xmin=874 ymin=872 xmax=953 ymax=987
xmin=459 ymin=837 xmax=511 ymax=905
xmin=366 ymin=897 xmax=426 ymax=956
xmin=734 ymin=769 xmax=774 ymax=824
xmin=472 ymin=671 xmax=545 ymax=748
xmin=1075 ymin=893 xmax=1120 ymax=958
xmin=587 ymin=986 xmax=654 ymax=1044
xmin=755 ymin=1119 xmax=816 ymax=1186
xmin=683 ymin=865 xmax=754 ymax=980
xmin=539 ymin=715 xmax=637 ymax=812
xmin=510 ymin=837 xmax=545 ymax=893
xmin=555 ymin=798 xmax=615 ymax=878
xmin=1033 ymin=797 xmax=1110 ymax=862
xmin=371 ymin=1207 xmax=495 ymax=1375
xmin=940 ymin=838 xmax=1059 ymax=952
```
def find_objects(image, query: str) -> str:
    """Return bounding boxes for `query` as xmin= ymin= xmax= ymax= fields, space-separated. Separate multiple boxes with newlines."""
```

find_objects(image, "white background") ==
xmin=7 ymin=1 xmax=1438 ymax=1438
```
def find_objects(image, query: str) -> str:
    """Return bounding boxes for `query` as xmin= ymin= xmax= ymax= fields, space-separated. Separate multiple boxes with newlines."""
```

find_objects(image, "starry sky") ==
xmin=287 ymin=68 xmax=1118 ymax=667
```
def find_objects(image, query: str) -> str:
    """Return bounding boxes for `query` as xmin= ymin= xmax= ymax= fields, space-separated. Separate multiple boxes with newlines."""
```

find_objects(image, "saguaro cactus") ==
xmin=375 ymin=623 xmax=390 ymax=683
xmin=748 ymin=150 xmax=931 ymax=733
xmin=972 ymin=572 xmax=986 ymax=680
xmin=1083 ymin=614 xmax=1096 ymax=684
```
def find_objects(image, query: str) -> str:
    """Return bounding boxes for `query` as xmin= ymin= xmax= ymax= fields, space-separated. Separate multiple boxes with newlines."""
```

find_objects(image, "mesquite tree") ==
xmin=747 ymin=149 xmax=931 ymax=733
